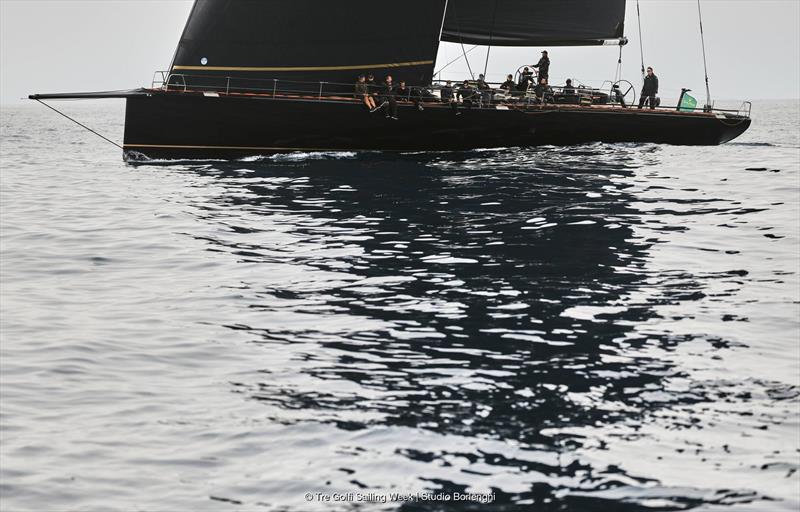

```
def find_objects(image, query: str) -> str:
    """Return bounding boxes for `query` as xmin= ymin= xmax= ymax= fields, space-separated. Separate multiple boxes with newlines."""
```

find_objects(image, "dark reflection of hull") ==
xmin=174 ymin=147 xmax=769 ymax=511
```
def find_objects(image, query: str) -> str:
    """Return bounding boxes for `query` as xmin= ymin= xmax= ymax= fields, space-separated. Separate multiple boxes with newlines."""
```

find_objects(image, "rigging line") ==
xmin=483 ymin=0 xmax=500 ymax=77
xmin=434 ymin=45 xmax=479 ymax=76
xmin=636 ymin=0 xmax=645 ymax=79
xmin=34 ymin=99 xmax=123 ymax=150
xmin=461 ymin=41 xmax=475 ymax=80
xmin=697 ymin=0 xmax=712 ymax=108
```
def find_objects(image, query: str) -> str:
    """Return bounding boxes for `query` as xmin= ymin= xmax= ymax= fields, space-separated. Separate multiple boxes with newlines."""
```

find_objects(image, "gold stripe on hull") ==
xmin=172 ymin=60 xmax=434 ymax=73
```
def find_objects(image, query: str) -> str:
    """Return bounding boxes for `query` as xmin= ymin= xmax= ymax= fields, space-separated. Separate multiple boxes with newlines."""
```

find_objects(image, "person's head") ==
xmin=540 ymin=78 xmax=547 ymax=85
xmin=463 ymin=80 xmax=469 ymax=85
xmin=507 ymin=74 xmax=513 ymax=80
xmin=478 ymin=74 xmax=485 ymax=80
xmin=399 ymin=80 xmax=406 ymax=87
xmin=523 ymin=67 xmax=529 ymax=72
xmin=647 ymin=67 xmax=653 ymax=76
xmin=385 ymin=75 xmax=393 ymax=83
xmin=446 ymin=80 xmax=452 ymax=86
xmin=566 ymin=79 xmax=572 ymax=85
xmin=357 ymin=75 xmax=365 ymax=82
xmin=542 ymin=50 xmax=548 ymax=56
xmin=367 ymin=74 xmax=374 ymax=81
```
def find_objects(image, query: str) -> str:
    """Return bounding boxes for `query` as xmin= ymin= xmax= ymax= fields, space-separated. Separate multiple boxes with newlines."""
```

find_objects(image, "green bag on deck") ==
xmin=679 ymin=93 xmax=698 ymax=112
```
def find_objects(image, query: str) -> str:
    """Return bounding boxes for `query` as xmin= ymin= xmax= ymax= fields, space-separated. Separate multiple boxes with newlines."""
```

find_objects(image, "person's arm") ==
xmin=653 ymin=77 xmax=659 ymax=94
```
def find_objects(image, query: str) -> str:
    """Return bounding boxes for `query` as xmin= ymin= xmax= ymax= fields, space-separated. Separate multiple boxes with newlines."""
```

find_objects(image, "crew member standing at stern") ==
xmin=638 ymin=66 xmax=659 ymax=109
xmin=533 ymin=50 xmax=550 ymax=83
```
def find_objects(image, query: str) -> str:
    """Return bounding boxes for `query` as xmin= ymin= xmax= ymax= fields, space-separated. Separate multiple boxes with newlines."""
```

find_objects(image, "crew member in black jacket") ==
xmin=396 ymin=80 xmax=423 ymax=111
xmin=381 ymin=75 xmax=398 ymax=119
xmin=395 ymin=80 xmax=410 ymax=100
xmin=533 ymin=78 xmax=553 ymax=104
xmin=517 ymin=67 xmax=534 ymax=92
xmin=533 ymin=50 xmax=550 ymax=83
xmin=638 ymin=66 xmax=659 ymax=109
xmin=440 ymin=80 xmax=460 ymax=114
xmin=441 ymin=80 xmax=454 ymax=102
xmin=458 ymin=80 xmax=477 ymax=108
xmin=500 ymin=74 xmax=515 ymax=92
xmin=366 ymin=74 xmax=379 ymax=103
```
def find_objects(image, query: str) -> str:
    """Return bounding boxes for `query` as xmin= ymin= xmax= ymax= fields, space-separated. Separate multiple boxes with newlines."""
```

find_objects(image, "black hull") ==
xmin=122 ymin=92 xmax=751 ymax=160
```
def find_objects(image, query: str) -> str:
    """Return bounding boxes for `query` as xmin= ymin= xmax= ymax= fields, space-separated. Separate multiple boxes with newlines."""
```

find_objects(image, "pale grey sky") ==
xmin=1 ymin=0 xmax=798 ymax=104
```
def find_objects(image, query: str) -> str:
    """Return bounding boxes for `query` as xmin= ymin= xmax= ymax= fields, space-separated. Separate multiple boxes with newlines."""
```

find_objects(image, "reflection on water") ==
xmin=1 ymin=102 xmax=798 ymax=512
xmin=165 ymin=144 xmax=796 ymax=510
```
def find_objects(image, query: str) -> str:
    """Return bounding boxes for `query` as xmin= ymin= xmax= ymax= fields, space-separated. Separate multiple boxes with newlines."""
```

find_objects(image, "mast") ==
xmin=482 ymin=0 xmax=500 ymax=77
xmin=433 ymin=0 xmax=451 ymax=81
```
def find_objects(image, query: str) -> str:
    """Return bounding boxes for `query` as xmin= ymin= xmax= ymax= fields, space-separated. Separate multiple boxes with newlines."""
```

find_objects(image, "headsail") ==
xmin=442 ymin=0 xmax=627 ymax=47
xmin=170 ymin=0 xmax=448 ymax=88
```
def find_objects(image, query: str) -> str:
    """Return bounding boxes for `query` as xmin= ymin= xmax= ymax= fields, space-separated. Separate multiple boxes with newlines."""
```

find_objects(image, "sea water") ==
xmin=1 ymin=100 xmax=798 ymax=511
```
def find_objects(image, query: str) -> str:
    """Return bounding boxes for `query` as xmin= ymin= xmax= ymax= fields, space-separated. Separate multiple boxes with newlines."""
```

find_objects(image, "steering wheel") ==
xmin=611 ymin=80 xmax=635 ymax=105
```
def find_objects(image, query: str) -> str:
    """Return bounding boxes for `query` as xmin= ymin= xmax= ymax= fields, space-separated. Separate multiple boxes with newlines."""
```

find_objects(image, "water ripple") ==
xmin=1 ymin=100 xmax=798 ymax=511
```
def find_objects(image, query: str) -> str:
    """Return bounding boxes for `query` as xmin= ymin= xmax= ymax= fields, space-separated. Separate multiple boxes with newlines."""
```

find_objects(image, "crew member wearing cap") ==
xmin=533 ymin=50 xmax=550 ymax=83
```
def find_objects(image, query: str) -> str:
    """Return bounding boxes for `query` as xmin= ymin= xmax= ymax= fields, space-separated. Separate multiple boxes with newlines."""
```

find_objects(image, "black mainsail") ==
xmin=170 ymin=0 xmax=449 ymax=87
xmin=442 ymin=0 xmax=627 ymax=47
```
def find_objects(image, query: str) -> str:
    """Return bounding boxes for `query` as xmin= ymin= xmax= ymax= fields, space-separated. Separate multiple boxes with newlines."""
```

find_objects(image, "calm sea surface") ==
xmin=1 ymin=101 xmax=798 ymax=512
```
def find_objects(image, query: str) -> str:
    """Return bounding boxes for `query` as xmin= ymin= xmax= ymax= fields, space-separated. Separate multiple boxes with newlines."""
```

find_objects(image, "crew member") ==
xmin=533 ymin=78 xmax=552 ymax=104
xmin=639 ymin=66 xmax=659 ymax=109
xmin=396 ymin=80 xmax=423 ymax=111
xmin=563 ymin=78 xmax=575 ymax=96
xmin=396 ymin=80 xmax=410 ymax=100
xmin=441 ymin=80 xmax=460 ymax=114
xmin=476 ymin=73 xmax=492 ymax=104
xmin=500 ymin=74 xmax=515 ymax=92
xmin=355 ymin=75 xmax=378 ymax=111
xmin=458 ymin=80 xmax=476 ymax=108
xmin=382 ymin=75 xmax=398 ymax=119
xmin=533 ymin=50 xmax=550 ymax=83
xmin=517 ymin=67 xmax=534 ymax=92
xmin=366 ymin=74 xmax=379 ymax=103
xmin=441 ymin=80 xmax=454 ymax=102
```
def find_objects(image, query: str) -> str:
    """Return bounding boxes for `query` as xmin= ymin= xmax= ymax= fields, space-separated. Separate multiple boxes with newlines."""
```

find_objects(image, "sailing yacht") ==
xmin=30 ymin=0 xmax=751 ymax=160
